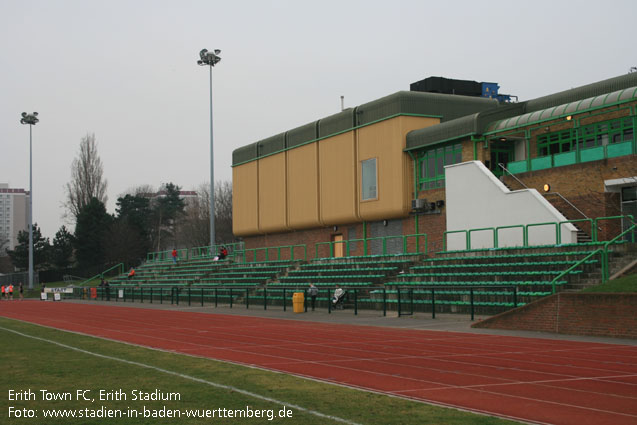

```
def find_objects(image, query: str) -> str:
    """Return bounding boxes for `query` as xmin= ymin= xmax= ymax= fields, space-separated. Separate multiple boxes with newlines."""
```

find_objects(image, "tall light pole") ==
xmin=197 ymin=48 xmax=221 ymax=250
xmin=20 ymin=112 xmax=39 ymax=290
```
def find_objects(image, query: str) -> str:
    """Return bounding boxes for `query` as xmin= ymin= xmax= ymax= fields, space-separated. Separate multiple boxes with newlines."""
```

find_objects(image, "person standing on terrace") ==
xmin=172 ymin=248 xmax=178 ymax=264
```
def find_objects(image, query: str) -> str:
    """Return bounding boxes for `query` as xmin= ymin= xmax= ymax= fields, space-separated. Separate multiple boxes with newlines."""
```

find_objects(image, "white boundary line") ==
xmin=0 ymin=318 xmax=541 ymax=425
xmin=0 ymin=325 xmax=364 ymax=425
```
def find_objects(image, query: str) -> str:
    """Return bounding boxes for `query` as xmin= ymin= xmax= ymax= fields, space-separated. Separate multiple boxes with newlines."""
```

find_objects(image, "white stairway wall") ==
xmin=445 ymin=161 xmax=578 ymax=250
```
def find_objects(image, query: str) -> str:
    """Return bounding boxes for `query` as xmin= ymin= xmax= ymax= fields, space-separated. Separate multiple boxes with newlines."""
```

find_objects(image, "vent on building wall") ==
xmin=412 ymin=198 xmax=428 ymax=211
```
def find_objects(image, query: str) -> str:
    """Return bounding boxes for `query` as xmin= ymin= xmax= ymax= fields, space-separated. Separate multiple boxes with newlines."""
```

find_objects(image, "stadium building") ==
xmin=231 ymin=73 xmax=637 ymax=257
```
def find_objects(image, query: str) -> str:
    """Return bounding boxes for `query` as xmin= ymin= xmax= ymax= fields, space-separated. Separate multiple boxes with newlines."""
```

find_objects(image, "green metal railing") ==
xmin=87 ymin=284 xmax=520 ymax=319
xmin=600 ymin=220 xmax=636 ymax=282
xmin=189 ymin=242 xmax=245 ymax=261
xmin=445 ymin=215 xmax=632 ymax=251
xmin=243 ymin=244 xmax=307 ymax=263
xmin=146 ymin=248 xmax=188 ymax=263
xmin=146 ymin=242 xmax=246 ymax=263
xmin=77 ymin=263 xmax=124 ymax=287
xmin=545 ymin=216 xmax=634 ymax=293
xmin=314 ymin=233 xmax=427 ymax=259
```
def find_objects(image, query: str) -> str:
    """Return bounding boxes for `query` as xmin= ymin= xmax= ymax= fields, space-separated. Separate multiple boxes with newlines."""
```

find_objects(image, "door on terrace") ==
xmin=489 ymin=141 xmax=516 ymax=178
xmin=331 ymin=234 xmax=345 ymax=257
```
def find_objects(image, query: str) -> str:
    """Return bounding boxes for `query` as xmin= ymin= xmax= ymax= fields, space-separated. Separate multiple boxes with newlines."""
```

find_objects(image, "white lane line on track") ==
xmin=0 ymin=326 xmax=364 ymax=425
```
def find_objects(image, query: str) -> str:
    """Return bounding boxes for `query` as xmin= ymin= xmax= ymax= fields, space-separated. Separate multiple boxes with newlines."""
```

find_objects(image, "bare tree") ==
xmin=215 ymin=180 xmax=234 ymax=243
xmin=176 ymin=181 xmax=234 ymax=248
xmin=65 ymin=133 xmax=108 ymax=222
xmin=121 ymin=184 xmax=156 ymax=198
xmin=176 ymin=183 xmax=210 ymax=248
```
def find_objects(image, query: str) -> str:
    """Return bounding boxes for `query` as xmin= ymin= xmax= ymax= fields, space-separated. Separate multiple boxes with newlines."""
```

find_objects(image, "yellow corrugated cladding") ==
xmin=258 ymin=154 xmax=288 ymax=233
xmin=231 ymin=115 xmax=439 ymax=236
xmin=358 ymin=116 xmax=438 ymax=220
xmin=319 ymin=131 xmax=358 ymax=225
xmin=287 ymin=143 xmax=320 ymax=229
xmin=232 ymin=161 xmax=259 ymax=236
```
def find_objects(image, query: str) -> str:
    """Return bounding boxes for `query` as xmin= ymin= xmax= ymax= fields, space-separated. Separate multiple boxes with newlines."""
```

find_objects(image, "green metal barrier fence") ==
xmin=77 ymin=263 xmax=124 ymax=287
xmin=188 ymin=242 xmax=245 ymax=261
xmin=85 ymin=284 xmax=520 ymax=319
xmin=315 ymin=233 xmax=427 ymax=259
xmin=445 ymin=215 xmax=633 ymax=251
xmin=243 ymin=244 xmax=307 ymax=263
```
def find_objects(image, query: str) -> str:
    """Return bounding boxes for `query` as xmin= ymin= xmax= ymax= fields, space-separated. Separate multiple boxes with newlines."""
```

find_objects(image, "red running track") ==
xmin=2 ymin=301 xmax=637 ymax=425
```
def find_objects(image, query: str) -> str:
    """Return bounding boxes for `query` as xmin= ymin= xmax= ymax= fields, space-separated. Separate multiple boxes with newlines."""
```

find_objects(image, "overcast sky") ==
xmin=1 ymin=0 xmax=635 ymax=239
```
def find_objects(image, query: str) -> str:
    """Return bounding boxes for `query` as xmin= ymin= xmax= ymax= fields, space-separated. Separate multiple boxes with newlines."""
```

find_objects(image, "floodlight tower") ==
xmin=20 ymin=112 xmax=39 ymax=290
xmin=197 ymin=48 xmax=221 ymax=249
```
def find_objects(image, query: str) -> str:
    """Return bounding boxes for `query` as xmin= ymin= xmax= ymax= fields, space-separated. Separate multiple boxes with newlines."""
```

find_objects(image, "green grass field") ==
xmin=583 ymin=272 xmax=637 ymax=293
xmin=0 ymin=317 xmax=520 ymax=425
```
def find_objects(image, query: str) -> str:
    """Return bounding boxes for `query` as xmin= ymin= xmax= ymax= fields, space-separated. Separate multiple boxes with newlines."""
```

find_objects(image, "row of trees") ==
xmin=6 ymin=133 xmax=234 ymax=275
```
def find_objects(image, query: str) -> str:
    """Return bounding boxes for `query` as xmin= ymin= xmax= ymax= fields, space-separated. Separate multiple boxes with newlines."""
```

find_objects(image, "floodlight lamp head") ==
xmin=214 ymin=49 xmax=221 ymax=55
xmin=33 ymin=112 xmax=38 ymax=116
xmin=22 ymin=112 xmax=27 ymax=117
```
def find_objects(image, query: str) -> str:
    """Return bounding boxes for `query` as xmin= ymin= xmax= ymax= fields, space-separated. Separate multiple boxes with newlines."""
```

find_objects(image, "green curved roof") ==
xmin=318 ymin=109 xmax=356 ymax=138
xmin=356 ymin=91 xmax=497 ymax=125
xmin=486 ymin=86 xmax=637 ymax=134
xmin=524 ymin=73 xmax=637 ymax=112
xmin=287 ymin=122 xmax=318 ymax=149
xmin=406 ymin=73 xmax=637 ymax=151
xmin=406 ymin=103 xmax=524 ymax=151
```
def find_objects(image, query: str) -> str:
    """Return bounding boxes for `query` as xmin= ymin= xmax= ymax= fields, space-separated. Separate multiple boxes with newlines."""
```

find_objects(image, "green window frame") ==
xmin=537 ymin=130 xmax=575 ymax=157
xmin=417 ymin=143 xmax=462 ymax=191
xmin=578 ymin=117 xmax=633 ymax=149
xmin=537 ymin=117 xmax=634 ymax=156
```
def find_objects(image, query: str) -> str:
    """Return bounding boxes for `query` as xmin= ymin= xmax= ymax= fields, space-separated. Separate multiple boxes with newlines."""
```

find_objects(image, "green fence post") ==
xmin=354 ymin=289 xmax=358 ymax=316
xmin=470 ymin=288 xmax=474 ymax=321
xmin=215 ymin=288 xmax=218 ymax=307
xmin=328 ymin=288 xmax=331 ymax=314
xmin=283 ymin=288 xmax=286 ymax=311
xmin=264 ymin=288 xmax=267 ymax=311
xmin=246 ymin=288 xmax=249 ymax=309
xmin=229 ymin=288 xmax=233 ymax=308
xmin=201 ymin=288 xmax=204 ymax=307
xmin=431 ymin=288 xmax=436 ymax=319
xmin=383 ymin=288 xmax=387 ymax=317
xmin=397 ymin=287 xmax=402 ymax=316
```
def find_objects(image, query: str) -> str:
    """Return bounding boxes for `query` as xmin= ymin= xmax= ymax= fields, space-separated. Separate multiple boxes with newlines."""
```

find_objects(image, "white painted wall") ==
xmin=445 ymin=161 xmax=578 ymax=250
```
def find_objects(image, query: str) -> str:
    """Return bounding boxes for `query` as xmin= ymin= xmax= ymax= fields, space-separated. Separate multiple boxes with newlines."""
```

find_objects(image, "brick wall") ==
xmin=472 ymin=293 xmax=637 ymax=339
xmin=501 ymin=155 xmax=636 ymax=240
